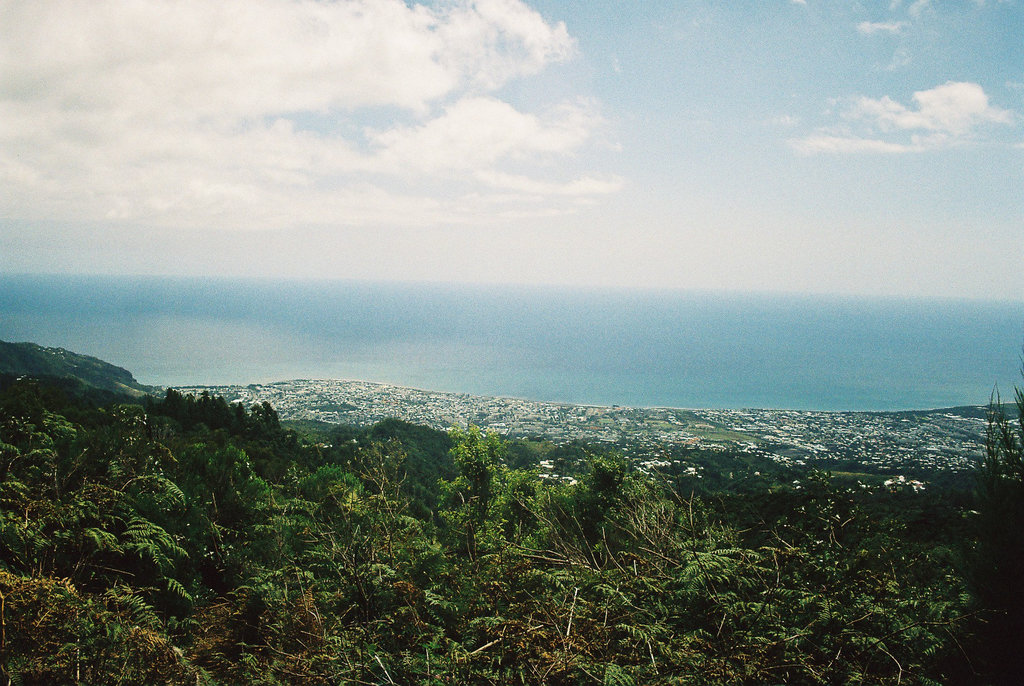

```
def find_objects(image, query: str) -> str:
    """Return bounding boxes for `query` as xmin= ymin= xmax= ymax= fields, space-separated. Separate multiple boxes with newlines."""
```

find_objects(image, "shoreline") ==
xmin=173 ymin=378 xmax=987 ymax=475
xmin=172 ymin=376 xmax=990 ymax=416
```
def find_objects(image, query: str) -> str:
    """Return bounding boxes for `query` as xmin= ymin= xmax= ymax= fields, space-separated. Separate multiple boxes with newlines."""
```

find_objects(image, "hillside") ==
xmin=2 ymin=341 xmax=1023 ymax=682
xmin=1 ymin=342 xmax=1022 ymax=682
xmin=0 ymin=339 xmax=158 ymax=397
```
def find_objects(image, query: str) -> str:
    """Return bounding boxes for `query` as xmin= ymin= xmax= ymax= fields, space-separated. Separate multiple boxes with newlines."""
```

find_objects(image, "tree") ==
xmin=970 ymin=380 xmax=1024 ymax=683
xmin=440 ymin=426 xmax=504 ymax=561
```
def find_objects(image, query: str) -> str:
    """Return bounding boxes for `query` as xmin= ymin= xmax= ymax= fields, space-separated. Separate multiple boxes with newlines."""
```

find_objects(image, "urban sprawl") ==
xmin=176 ymin=379 xmax=987 ymax=482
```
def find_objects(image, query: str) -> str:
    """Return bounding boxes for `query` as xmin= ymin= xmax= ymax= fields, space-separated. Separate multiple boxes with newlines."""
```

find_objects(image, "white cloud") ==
xmin=371 ymin=97 xmax=602 ymax=173
xmin=435 ymin=0 xmax=575 ymax=90
xmin=0 ymin=0 xmax=574 ymax=117
xmin=476 ymin=170 xmax=624 ymax=196
xmin=791 ymin=81 xmax=1015 ymax=154
xmin=0 ymin=0 xmax=612 ymax=232
xmin=851 ymin=82 xmax=1012 ymax=134
xmin=856 ymin=21 xmax=904 ymax=34
xmin=908 ymin=0 xmax=931 ymax=17
xmin=791 ymin=135 xmax=916 ymax=154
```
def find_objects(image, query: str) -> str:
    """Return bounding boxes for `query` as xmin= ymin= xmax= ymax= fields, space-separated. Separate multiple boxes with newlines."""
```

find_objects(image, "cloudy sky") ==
xmin=1 ymin=0 xmax=1021 ymax=299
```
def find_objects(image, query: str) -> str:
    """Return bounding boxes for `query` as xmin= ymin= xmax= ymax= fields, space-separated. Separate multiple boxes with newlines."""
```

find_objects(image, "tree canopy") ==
xmin=0 ymin=379 xmax=1007 ymax=684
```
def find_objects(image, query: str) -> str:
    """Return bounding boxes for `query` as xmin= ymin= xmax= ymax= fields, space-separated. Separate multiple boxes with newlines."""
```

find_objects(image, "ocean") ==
xmin=1 ymin=273 xmax=1022 ymax=411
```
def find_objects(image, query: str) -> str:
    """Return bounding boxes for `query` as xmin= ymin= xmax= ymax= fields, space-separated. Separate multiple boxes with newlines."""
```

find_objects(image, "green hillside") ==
xmin=1 ymin=344 xmax=1021 ymax=683
xmin=0 ymin=339 xmax=158 ymax=397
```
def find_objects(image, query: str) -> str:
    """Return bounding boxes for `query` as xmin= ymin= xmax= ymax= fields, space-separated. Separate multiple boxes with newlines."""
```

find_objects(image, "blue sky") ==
xmin=1 ymin=0 xmax=1021 ymax=299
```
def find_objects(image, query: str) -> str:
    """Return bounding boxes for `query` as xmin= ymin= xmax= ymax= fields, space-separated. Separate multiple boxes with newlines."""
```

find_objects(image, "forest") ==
xmin=0 ymin=374 xmax=1022 ymax=685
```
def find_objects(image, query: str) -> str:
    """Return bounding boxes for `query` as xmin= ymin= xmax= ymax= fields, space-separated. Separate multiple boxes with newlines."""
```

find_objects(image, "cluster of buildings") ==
xmin=694 ymin=407 xmax=986 ymax=472
xmin=176 ymin=379 xmax=987 ymax=476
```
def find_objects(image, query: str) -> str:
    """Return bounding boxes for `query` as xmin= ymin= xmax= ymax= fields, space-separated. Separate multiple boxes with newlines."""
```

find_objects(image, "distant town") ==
xmin=176 ymin=379 xmax=988 ymax=475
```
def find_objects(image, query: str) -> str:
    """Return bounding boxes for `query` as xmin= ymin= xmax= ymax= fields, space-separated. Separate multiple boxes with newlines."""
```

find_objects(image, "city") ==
xmin=176 ymin=378 xmax=989 ymax=476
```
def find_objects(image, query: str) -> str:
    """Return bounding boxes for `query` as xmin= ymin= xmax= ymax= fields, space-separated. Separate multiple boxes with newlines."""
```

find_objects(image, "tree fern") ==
xmin=166 ymin=576 xmax=194 ymax=605
xmin=102 ymin=585 xmax=161 ymax=630
xmin=122 ymin=515 xmax=188 ymax=571
xmin=603 ymin=663 xmax=637 ymax=686
xmin=83 ymin=527 xmax=119 ymax=553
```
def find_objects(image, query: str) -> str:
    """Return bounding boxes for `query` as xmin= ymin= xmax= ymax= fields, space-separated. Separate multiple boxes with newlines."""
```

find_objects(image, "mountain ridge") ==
xmin=0 ymin=339 xmax=158 ymax=397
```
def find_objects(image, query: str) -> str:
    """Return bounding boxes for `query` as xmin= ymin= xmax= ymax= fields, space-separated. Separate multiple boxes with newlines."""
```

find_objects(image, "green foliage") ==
xmin=0 ymin=384 xmax=983 ymax=684
xmin=0 ymin=339 xmax=157 ymax=397
xmin=967 ymin=384 xmax=1024 ymax=683
xmin=440 ymin=426 xmax=505 ymax=559
xmin=0 ymin=569 xmax=196 ymax=684
xmin=360 ymin=418 xmax=456 ymax=519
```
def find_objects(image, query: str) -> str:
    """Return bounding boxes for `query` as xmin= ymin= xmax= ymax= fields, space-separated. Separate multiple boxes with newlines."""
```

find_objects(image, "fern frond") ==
xmin=166 ymin=577 xmax=194 ymax=604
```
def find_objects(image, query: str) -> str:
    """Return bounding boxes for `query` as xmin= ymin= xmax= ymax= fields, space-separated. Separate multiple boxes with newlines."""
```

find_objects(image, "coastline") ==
xmin=175 ymin=378 xmax=986 ymax=475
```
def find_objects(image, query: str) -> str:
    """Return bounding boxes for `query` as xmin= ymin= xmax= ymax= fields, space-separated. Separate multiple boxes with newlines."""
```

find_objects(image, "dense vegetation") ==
xmin=0 ymin=340 xmax=156 ymax=397
xmin=0 ymin=376 xmax=1020 ymax=684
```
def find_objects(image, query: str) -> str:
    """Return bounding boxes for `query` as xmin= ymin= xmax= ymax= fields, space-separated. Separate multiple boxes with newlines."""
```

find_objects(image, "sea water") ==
xmin=1 ymin=273 xmax=1022 ymax=411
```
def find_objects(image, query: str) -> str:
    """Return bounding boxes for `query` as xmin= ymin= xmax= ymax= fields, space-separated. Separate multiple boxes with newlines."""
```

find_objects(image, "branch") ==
xmin=468 ymin=637 xmax=502 ymax=655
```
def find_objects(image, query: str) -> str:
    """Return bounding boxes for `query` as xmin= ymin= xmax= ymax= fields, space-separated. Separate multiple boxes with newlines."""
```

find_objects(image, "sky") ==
xmin=1 ymin=0 xmax=1022 ymax=299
